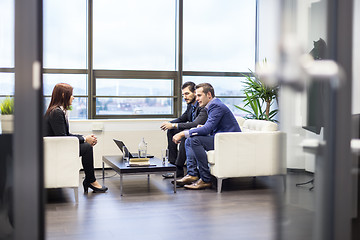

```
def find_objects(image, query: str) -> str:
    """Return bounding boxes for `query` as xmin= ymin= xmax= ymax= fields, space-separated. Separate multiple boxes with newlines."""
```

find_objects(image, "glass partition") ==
xmin=272 ymin=0 xmax=354 ymax=239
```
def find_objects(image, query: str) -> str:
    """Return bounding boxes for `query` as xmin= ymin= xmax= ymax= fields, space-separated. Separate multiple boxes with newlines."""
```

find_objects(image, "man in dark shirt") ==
xmin=160 ymin=82 xmax=208 ymax=178
xmin=173 ymin=83 xmax=241 ymax=189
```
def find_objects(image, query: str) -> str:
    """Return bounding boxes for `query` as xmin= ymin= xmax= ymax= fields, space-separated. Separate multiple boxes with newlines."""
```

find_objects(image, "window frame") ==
xmin=0 ymin=0 xmax=259 ymax=119
xmin=93 ymin=70 xmax=179 ymax=119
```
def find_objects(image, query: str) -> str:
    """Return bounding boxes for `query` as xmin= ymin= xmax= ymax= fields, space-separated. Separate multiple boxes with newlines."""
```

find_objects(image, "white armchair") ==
xmin=207 ymin=117 xmax=287 ymax=193
xmin=44 ymin=136 xmax=82 ymax=203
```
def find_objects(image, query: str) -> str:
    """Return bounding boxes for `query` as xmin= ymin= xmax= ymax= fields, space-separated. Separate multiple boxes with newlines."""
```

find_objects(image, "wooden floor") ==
xmin=45 ymin=170 xmax=315 ymax=240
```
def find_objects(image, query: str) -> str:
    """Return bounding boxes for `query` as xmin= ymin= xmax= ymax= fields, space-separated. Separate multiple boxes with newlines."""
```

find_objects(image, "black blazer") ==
xmin=44 ymin=107 xmax=85 ymax=144
xmin=170 ymin=102 xmax=208 ymax=131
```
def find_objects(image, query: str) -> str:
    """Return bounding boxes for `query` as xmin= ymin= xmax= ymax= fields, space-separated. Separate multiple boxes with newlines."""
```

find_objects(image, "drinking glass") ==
xmin=161 ymin=149 xmax=169 ymax=165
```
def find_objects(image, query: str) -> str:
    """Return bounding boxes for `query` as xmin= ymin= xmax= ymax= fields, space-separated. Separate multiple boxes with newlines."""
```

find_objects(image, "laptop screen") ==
xmin=113 ymin=139 xmax=131 ymax=157
xmin=113 ymin=139 xmax=154 ymax=158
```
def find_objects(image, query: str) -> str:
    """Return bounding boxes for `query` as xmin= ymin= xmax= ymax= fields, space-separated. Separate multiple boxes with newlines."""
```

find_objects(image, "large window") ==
xmin=0 ymin=0 xmax=14 ymax=68
xmin=43 ymin=0 xmax=87 ymax=69
xmin=93 ymin=0 xmax=176 ymax=71
xmin=0 ymin=73 xmax=15 ymax=96
xmin=0 ymin=0 xmax=15 ymax=104
xmin=95 ymin=78 xmax=173 ymax=115
xmin=182 ymin=76 xmax=247 ymax=115
xmin=183 ymin=0 xmax=255 ymax=72
xmin=43 ymin=74 xmax=88 ymax=118
xmin=1 ymin=0 xmax=258 ymax=119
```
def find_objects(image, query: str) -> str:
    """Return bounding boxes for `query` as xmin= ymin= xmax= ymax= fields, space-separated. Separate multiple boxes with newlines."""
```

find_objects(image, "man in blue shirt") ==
xmin=160 ymin=82 xmax=207 ymax=178
xmin=173 ymin=83 xmax=241 ymax=189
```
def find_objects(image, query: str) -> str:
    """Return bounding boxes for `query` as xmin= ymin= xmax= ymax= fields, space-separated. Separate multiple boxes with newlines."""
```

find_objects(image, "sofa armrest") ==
xmin=209 ymin=131 xmax=286 ymax=178
xmin=44 ymin=136 xmax=82 ymax=188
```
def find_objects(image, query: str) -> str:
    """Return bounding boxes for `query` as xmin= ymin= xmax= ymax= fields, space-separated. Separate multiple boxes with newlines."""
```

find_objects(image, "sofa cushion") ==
xmin=207 ymin=150 xmax=215 ymax=165
xmin=242 ymin=119 xmax=278 ymax=132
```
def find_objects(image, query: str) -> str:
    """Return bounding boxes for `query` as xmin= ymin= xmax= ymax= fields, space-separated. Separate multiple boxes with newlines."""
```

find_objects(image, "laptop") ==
xmin=113 ymin=139 xmax=154 ymax=158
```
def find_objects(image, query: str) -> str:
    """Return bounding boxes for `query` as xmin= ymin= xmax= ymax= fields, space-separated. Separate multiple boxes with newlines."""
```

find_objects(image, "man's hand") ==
xmin=85 ymin=134 xmax=97 ymax=146
xmin=160 ymin=122 xmax=174 ymax=131
xmin=173 ymin=131 xmax=185 ymax=144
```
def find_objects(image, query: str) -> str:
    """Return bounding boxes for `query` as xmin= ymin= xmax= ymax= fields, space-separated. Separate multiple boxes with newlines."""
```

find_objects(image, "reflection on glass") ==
xmin=183 ymin=0 xmax=255 ymax=72
xmin=96 ymin=79 xmax=173 ymax=96
xmin=0 ymin=73 xmax=15 ymax=96
xmin=0 ymin=0 xmax=14 ymax=68
xmin=43 ymin=0 xmax=87 ymax=69
xmin=43 ymin=74 xmax=87 ymax=96
xmin=44 ymin=97 xmax=88 ymax=119
xmin=96 ymin=98 xmax=172 ymax=115
xmin=278 ymin=1 xmax=329 ymax=239
xmin=93 ymin=0 xmax=176 ymax=70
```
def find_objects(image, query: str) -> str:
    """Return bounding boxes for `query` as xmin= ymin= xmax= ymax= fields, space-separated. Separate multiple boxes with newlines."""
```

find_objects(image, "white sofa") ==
xmin=44 ymin=137 xmax=82 ymax=203
xmin=207 ymin=117 xmax=287 ymax=193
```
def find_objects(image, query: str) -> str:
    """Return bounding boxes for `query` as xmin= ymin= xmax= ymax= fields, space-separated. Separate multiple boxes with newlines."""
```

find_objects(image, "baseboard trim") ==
xmin=287 ymin=168 xmax=314 ymax=175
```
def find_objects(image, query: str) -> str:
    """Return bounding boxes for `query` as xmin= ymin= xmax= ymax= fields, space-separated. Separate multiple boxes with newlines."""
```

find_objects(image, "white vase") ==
xmin=1 ymin=114 xmax=14 ymax=134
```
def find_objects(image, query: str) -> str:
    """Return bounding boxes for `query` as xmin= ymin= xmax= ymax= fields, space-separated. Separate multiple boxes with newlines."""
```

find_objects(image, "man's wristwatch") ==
xmin=172 ymin=123 xmax=176 ymax=129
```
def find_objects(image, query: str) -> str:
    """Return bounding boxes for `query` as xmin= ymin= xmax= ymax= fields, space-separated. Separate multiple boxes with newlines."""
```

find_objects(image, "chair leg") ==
xmin=217 ymin=178 xmax=223 ymax=193
xmin=73 ymin=187 xmax=79 ymax=204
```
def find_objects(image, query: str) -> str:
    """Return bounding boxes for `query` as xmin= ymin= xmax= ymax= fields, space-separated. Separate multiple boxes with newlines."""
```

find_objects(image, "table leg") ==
xmin=173 ymin=171 xmax=176 ymax=193
xmin=120 ymin=174 xmax=123 ymax=196
xmin=147 ymin=174 xmax=150 ymax=189
xmin=102 ymin=162 xmax=105 ymax=179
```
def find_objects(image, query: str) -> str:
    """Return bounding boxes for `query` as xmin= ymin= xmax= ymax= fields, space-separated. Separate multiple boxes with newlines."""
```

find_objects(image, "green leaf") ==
xmin=0 ymin=96 xmax=14 ymax=115
xmin=237 ymin=65 xmax=279 ymax=121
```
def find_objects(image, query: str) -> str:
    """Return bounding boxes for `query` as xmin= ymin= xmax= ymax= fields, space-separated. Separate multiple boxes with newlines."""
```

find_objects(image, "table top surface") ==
xmin=102 ymin=155 xmax=176 ymax=174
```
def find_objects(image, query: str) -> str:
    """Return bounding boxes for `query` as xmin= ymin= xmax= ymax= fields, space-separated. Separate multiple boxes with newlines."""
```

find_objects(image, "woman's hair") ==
xmin=45 ymin=83 xmax=73 ymax=115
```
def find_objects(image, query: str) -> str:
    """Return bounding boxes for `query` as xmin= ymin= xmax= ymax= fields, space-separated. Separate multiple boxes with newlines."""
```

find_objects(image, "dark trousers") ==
xmin=185 ymin=135 xmax=214 ymax=183
xmin=167 ymin=129 xmax=186 ymax=176
xmin=80 ymin=142 xmax=96 ymax=183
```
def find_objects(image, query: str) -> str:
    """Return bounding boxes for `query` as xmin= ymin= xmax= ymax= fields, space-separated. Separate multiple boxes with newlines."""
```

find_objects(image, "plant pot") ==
xmin=1 ymin=114 xmax=14 ymax=134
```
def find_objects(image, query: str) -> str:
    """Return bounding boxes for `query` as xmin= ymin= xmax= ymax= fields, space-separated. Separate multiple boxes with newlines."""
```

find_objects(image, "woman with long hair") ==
xmin=44 ymin=83 xmax=108 ymax=193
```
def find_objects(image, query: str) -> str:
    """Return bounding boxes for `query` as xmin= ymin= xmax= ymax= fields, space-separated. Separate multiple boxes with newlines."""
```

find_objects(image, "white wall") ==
xmin=69 ymin=119 xmax=168 ymax=168
xmin=258 ymin=0 xmax=280 ymax=63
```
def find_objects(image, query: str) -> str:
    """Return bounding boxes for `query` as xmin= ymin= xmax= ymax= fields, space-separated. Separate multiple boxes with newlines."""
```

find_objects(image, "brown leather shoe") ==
xmin=184 ymin=179 xmax=212 ymax=190
xmin=175 ymin=174 xmax=199 ymax=187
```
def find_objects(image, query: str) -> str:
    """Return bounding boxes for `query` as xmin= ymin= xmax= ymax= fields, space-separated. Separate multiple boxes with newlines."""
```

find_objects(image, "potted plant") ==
xmin=235 ymin=69 xmax=279 ymax=122
xmin=0 ymin=96 xmax=14 ymax=133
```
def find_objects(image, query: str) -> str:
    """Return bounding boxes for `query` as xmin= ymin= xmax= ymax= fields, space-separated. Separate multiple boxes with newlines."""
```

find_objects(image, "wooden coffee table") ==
xmin=102 ymin=155 xmax=176 ymax=196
